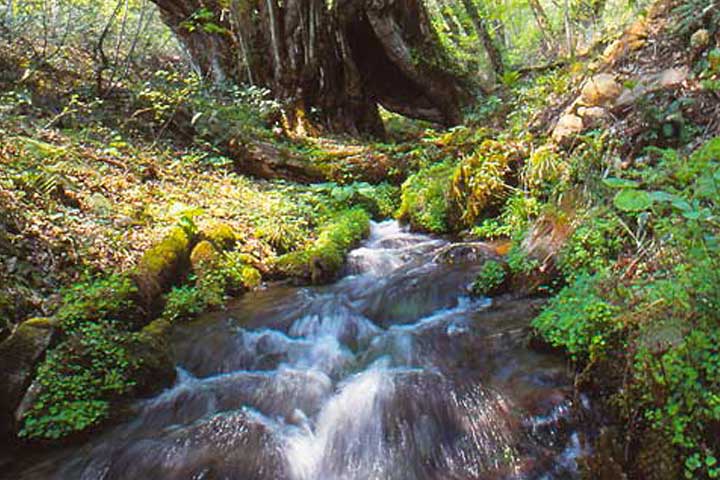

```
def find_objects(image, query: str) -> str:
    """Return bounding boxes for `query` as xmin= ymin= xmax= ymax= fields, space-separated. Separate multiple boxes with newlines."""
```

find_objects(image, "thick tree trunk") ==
xmin=150 ymin=0 xmax=467 ymax=136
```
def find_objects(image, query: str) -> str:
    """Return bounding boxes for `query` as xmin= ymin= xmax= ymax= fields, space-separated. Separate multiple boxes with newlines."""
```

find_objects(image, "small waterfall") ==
xmin=9 ymin=221 xmax=595 ymax=480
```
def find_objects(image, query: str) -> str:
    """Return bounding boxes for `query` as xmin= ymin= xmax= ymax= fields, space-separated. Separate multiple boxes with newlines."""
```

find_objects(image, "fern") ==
xmin=672 ymin=0 xmax=719 ymax=36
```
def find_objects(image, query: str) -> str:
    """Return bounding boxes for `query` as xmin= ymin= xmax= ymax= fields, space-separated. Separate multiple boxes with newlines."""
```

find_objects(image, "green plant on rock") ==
xmin=634 ymin=326 xmax=720 ymax=480
xmin=556 ymin=212 xmax=624 ymax=282
xmin=162 ymin=285 xmax=207 ymax=322
xmin=398 ymin=160 xmax=455 ymax=233
xmin=20 ymin=322 xmax=137 ymax=440
xmin=522 ymin=145 xmax=568 ymax=195
xmin=471 ymin=260 xmax=508 ymax=296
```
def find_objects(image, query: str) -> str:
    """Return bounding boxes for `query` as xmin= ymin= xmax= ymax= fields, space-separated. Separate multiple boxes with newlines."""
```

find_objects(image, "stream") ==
xmin=6 ymin=221 xmax=598 ymax=479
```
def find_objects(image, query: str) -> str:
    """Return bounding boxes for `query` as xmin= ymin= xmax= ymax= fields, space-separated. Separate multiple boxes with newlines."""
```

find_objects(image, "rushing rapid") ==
xmin=7 ymin=221 xmax=595 ymax=479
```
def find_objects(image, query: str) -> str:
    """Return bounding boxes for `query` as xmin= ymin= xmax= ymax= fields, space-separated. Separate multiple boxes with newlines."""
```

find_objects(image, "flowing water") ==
xmin=6 ymin=221 xmax=597 ymax=480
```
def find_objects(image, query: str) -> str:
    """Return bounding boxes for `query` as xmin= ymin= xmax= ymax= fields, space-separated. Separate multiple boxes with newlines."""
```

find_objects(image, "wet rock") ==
xmin=691 ymin=29 xmax=710 ymax=50
xmin=432 ymin=242 xmax=498 ymax=264
xmin=580 ymin=74 xmax=622 ymax=107
xmin=0 ymin=318 xmax=56 ymax=438
xmin=552 ymin=114 xmax=584 ymax=143
xmin=128 ymin=318 xmax=176 ymax=396
xmin=578 ymin=427 xmax=628 ymax=479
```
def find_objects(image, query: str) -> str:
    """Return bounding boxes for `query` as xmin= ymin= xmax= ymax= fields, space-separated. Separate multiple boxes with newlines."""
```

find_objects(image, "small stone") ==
xmin=577 ymin=106 xmax=608 ymax=120
xmin=87 ymin=192 xmax=112 ymax=216
xmin=690 ymin=29 xmax=710 ymax=50
xmin=658 ymin=67 xmax=688 ymax=87
xmin=581 ymin=74 xmax=622 ymax=106
xmin=552 ymin=114 xmax=584 ymax=143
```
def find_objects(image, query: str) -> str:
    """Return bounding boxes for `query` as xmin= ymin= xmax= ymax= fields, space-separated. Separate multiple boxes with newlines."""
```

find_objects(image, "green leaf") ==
xmin=614 ymin=189 xmax=653 ymax=212
xmin=650 ymin=191 xmax=677 ymax=203
xmin=603 ymin=177 xmax=639 ymax=189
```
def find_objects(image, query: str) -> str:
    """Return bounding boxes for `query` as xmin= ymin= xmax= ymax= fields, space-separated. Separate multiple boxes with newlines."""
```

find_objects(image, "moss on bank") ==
xmin=274 ymin=208 xmax=371 ymax=284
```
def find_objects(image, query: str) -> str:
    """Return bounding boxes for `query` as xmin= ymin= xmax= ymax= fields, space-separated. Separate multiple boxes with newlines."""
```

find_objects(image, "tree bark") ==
xmin=527 ymin=0 xmax=555 ymax=53
xmin=149 ymin=0 xmax=467 ymax=136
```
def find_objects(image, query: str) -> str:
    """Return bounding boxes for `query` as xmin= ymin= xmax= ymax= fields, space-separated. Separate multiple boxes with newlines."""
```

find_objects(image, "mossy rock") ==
xmin=128 ymin=319 xmax=176 ymax=396
xmin=201 ymin=222 xmax=238 ymax=251
xmin=133 ymin=227 xmax=193 ymax=316
xmin=0 ymin=318 xmax=56 ymax=439
xmin=190 ymin=240 xmax=219 ymax=279
xmin=274 ymin=208 xmax=371 ymax=284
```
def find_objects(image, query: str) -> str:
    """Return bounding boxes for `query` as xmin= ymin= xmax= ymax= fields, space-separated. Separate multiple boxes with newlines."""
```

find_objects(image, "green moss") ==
xmin=202 ymin=222 xmax=237 ymax=251
xmin=275 ymin=208 xmax=371 ymax=284
xmin=190 ymin=240 xmax=219 ymax=276
xmin=133 ymin=226 xmax=192 ymax=313
xmin=398 ymin=160 xmax=455 ymax=233
xmin=136 ymin=226 xmax=191 ymax=281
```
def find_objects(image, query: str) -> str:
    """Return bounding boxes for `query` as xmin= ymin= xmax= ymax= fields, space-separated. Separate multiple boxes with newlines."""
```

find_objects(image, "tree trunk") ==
xmin=150 ymin=0 xmax=467 ymax=136
xmin=527 ymin=0 xmax=555 ymax=53
xmin=459 ymin=0 xmax=504 ymax=77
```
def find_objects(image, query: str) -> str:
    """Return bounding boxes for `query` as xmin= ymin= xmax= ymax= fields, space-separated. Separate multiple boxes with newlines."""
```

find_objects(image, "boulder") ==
xmin=0 ymin=318 xmax=55 ymax=438
xmin=552 ymin=114 xmax=584 ymax=143
xmin=615 ymin=68 xmax=689 ymax=109
xmin=580 ymin=74 xmax=622 ymax=107
xmin=577 ymin=106 xmax=609 ymax=127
